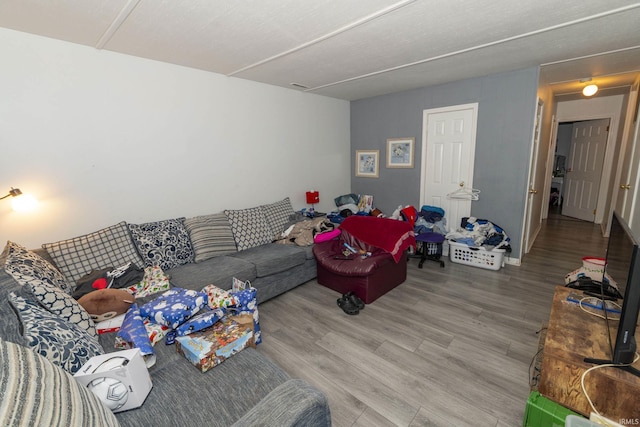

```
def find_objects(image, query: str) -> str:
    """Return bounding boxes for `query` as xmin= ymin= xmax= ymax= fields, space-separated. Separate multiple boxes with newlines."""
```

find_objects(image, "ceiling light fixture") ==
xmin=580 ymin=78 xmax=598 ymax=97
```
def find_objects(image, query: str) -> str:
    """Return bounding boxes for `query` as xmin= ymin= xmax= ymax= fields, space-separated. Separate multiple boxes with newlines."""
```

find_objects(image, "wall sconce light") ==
xmin=0 ymin=187 xmax=22 ymax=200
xmin=1 ymin=187 xmax=38 ymax=212
xmin=581 ymin=78 xmax=598 ymax=97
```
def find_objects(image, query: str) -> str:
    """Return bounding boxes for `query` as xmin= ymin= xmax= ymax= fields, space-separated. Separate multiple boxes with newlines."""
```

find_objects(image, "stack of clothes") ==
xmin=446 ymin=217 xmax=511 ymax=252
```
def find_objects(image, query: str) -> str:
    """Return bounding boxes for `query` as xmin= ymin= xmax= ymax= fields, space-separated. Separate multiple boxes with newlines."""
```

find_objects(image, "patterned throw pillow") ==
xmin=3 ymin=241 xmax=74 ymax=295
xmin=0 ymin=338 xmax=120 ymax=427
xmin=42 ymin=222 xmax=145 ymax=284
xmin=261 ymin=197 xmax=295 ymax=237
xmin=224 ymin=207 xmax=274 ymax=251
xmin=8 ymin=293 xmax=104 ymax=374
xmin=29 ymin=281 xmax=97 ymax=338
xmin=128 ymin=218 xmax=195 ymax=270
xmin=184 ymin=213 xmax=237 ymax=262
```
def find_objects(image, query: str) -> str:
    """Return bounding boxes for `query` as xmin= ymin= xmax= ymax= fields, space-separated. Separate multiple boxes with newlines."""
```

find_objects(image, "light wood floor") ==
xmin=257 ymin=213 xmax=608 ymax=427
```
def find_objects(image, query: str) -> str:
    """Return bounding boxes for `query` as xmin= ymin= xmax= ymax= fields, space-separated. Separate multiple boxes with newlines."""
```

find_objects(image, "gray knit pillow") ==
xmin=262 ymin=197 xmax=295 ymax=237
xmin=224 ymin=207 xmax=273 ymax=251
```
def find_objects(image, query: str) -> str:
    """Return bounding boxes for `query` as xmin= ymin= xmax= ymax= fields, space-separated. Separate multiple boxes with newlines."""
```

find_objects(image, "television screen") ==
xmin=603 ymin=211 xmax=640 ymax=370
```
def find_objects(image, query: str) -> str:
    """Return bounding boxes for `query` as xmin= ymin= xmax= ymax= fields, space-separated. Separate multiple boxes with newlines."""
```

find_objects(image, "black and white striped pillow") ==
xmin=184 ymin=213 xmax=237 ymax=262
xmin=0 ymin=338 xmax=119 ymax=426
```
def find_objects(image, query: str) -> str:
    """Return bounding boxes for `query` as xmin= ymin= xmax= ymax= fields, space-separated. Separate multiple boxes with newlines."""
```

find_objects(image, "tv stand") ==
xmin=538 ymin=286 xmax=640 ymax=418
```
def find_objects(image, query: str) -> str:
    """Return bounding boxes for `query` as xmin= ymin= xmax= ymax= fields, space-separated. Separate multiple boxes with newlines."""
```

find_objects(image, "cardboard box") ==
xmin=74 ymin=348 xmax=152 ymax=413
xmin=175 ymin=317 xmax=254 ymax=373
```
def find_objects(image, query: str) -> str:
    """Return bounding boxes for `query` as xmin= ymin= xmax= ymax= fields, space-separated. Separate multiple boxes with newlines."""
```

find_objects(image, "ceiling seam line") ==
xmin=305 ymin=3 xmax=640 ymax=93
xmin=95 ymin=0 xmax=141 ymax=49
xmin=226 ymin=0 xmax=416 ymax=77
xmin=548 ymin=69 xmax=640 ymax=85
xmin=541 ymin=45 xmax=640 ymax=67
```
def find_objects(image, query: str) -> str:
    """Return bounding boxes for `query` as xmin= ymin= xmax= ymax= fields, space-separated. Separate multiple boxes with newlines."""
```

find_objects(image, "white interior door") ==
xmin=420 ymin=103 xmax=478 ymax=232
xmin=562 ymin=118 xmax=609 ymax=222
xmin=523 ymin=99 xmax=544 ymax=253
xmin=615 ymin=90 xmax=640 ymax=225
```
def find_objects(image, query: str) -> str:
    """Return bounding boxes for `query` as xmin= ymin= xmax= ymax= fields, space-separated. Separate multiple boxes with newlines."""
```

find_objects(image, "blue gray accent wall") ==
xmin=350 ymin=67 xmax=540 ymax=259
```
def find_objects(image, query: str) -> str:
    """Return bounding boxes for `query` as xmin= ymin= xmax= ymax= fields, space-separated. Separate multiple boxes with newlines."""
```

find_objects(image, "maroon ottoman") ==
xmin=312 ymin=230 xmax=408 ymax=304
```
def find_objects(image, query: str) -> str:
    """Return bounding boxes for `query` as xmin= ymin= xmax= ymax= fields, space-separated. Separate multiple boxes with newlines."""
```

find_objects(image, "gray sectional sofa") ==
xmin=0 ymin=197 xmax=331 ymax=426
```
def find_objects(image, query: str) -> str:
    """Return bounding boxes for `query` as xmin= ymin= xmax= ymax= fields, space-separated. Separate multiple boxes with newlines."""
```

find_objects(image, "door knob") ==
xmin=620 ymin=184 xmax=631 ymax=190
xmin=529 ymin=189 xmax=538 ymax=194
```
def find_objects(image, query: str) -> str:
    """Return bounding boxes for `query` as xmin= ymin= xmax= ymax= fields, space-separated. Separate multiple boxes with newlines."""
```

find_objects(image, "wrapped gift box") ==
xmin=175 ymin=317 xmax=254 ymax=373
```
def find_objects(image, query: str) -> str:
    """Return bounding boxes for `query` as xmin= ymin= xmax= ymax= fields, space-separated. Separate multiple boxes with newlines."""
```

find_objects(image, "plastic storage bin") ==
xmin=523 ymin=391 xmax=580 ymax=427
xmin=448 ymin=240 xmax=506 ymax=270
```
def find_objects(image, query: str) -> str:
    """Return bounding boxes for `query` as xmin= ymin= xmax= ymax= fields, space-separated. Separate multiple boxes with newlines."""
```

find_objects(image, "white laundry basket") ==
xmin=448 ymin=240 xmax=506 ymax=270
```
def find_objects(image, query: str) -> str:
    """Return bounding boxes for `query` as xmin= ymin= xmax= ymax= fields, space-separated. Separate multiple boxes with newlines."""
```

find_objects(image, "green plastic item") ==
xmin=523 ymin=391 xmax=582 ymax=427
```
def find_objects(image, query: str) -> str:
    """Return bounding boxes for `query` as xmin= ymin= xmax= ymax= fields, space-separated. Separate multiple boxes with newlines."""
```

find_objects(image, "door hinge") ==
xmin=594 ymin=209 xmax=597 ymax=215
xmin=606 ymin=125 xmax=610 ymax=132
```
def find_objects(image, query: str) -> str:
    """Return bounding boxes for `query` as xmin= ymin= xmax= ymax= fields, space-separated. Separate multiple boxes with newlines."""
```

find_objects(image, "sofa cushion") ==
xmin=166 ymin=255 xmax=256 ymax=292
xmin=184 ymin=213 xmax=237 ymax=262
xmin=0 ymin=270 xmax=27 ymax=346
xmin=0 ymin=338 xmax=120 ymax=427
xmin=228 ymin=244 xmax=306 ymax=277
xmin=261 ymin=197 xmax=295 ymax=238
xmin=8 ymin=293 xmax=103 ymax=374
xmin=3 ymin=240 xmax=73 ymax=295
xmin=128 ymin=218 xmax=195 ymax=270
xmin=225 ymin=207 xmax=273 ymax=251
xmin=42 ymin=221 xmax=145 ymax=284
xmin=29 ymin=280 xmax=97 ymax=338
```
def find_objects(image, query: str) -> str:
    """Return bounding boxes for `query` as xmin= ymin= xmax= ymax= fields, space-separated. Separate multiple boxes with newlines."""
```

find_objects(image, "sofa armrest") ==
xmin=231 ymin=379 xmax=331 ymax=427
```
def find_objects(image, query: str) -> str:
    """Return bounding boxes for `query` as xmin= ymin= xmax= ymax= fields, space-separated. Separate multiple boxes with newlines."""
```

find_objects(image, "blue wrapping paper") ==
xmin=176 ymin=307 xmax=227 ymax=337
xmin=116 ymin=304 xmax=154 ymax=357
xmin=230 ymin=282 xmax=262 ymax=345
xmin=139 ymin=287 xmax=208 ymax=329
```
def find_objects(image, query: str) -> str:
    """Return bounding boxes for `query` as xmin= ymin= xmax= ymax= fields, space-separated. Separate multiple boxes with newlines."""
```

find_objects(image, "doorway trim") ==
xmin=549 ymin=114 xmax=618 ymax=225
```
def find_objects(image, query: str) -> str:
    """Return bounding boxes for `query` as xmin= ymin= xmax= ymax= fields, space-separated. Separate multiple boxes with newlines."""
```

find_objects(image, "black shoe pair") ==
xmin=337 ymin=291 xmax=365 ymax=315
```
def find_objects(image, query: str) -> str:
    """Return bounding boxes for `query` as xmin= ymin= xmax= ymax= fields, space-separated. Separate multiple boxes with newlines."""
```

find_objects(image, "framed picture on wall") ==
xmin=355 ymin=150 xmax=379 ymax=178
xmin=386 ymin=137 xmax=415 ymax=168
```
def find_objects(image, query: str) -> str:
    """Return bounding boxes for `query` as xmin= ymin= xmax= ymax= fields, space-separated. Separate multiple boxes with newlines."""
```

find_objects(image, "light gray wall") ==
xmin=351 ymin=67 xmax=540 ymax=258
xmin=0 ymin=28 xmax=351 ymax=248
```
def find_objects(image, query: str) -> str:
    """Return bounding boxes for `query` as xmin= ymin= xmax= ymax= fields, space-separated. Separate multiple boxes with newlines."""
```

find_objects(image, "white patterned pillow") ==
xmin=3 ymin=241 xmax=74 ymax=295
xmin=29 ymin=281 xmax=97 ymax=338
xmin=0 ymin=338 xmax=120 ymax=427
xmin=184 ymin=213 xmax=238 ymax=262
xmin=261 ymin=197 xmax=295 ymax=237
xmin=8 ymin=293 xmax=104 ymax=374
xmin=128 ymin=218 xmax=195 ymax=270
xmin=224 ymin=207 xmax=274 ymax=251
xmin=42 ymin=222 xmax=145 ymax=284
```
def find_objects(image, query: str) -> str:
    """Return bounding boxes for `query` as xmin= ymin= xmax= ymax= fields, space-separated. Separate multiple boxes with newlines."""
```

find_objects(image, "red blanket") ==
xmin=340 ymin=216 xmax=416 ymax=263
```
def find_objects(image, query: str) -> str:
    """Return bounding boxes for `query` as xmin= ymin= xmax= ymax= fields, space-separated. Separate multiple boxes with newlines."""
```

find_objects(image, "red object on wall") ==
xmin=306 ymin=191 xmax=319 ymax=204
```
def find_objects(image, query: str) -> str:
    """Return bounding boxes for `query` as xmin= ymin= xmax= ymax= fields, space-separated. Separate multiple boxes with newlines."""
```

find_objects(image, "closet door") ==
xmin=420 ymin=103 xmax=478 ymax=233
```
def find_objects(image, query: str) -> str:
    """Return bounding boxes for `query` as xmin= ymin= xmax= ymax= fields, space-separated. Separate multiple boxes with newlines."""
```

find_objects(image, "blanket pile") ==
xmin=340 ymin=216 xmax=416 ymax=263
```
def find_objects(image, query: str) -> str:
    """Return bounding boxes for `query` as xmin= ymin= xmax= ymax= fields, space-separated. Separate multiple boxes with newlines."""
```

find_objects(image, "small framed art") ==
xmin=386 ymin=137 xmax=415 ymax=168
xmin=355 ymin=150 xmax=379 ymax=178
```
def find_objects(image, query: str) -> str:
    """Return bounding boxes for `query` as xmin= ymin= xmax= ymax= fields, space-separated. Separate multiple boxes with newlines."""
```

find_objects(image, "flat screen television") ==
xmin=586 ymin=211 xmax=640 ymax=376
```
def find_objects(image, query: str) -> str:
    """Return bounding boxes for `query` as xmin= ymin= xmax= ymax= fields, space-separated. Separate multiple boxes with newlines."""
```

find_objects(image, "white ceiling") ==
xmin=1 ymin=0 xmax=639 ymax=100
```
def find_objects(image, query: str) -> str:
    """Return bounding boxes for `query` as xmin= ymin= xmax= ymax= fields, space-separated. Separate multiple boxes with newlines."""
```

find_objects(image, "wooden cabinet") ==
xmin=538 ymin=286 xmax=640 ymax=419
